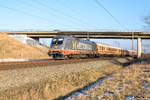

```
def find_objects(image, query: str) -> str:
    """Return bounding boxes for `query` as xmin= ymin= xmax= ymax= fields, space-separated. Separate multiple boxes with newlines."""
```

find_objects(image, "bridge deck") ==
xmin=2 ymin=31 xmax=150 ymax=39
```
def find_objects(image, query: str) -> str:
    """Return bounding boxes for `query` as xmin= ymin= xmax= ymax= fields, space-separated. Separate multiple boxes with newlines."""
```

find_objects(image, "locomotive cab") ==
xmin=51 ymin=37 xmax=64 ymax=50
xmin=48 ymin=36 xmax=65 ymax=58
xmin=48 ymin=35 xmax=75 ymax=58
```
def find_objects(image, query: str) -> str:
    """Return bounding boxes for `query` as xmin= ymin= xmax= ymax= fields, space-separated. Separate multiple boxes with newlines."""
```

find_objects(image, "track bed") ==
xmin=0 ymin=57 xmax=112 ymax=70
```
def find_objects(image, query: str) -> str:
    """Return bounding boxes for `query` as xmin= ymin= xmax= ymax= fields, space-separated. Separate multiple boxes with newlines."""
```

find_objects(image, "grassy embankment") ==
xmin=0 ymin=33 xmax=49 ymax=59
xmin=77 ymin=64 xmax=150 ymax=100
xmin=0 ymin=64 xmax=122 ymax=100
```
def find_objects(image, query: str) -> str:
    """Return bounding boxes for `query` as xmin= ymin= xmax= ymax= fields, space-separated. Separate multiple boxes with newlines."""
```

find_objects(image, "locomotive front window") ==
xmin=52 ymin=38 xmax=63 ymax=45
xmin=58 ymin=38 xmax=63 ymax=44
xmin=52 ymin=39 xmax=57 ymax=44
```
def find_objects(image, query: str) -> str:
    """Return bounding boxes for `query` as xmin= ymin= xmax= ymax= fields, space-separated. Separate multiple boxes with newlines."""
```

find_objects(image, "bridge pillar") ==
xmin=31 ymin=37 xmax=39 ymax=42
xmin=137 ymin=38 xmax=142 ymax=58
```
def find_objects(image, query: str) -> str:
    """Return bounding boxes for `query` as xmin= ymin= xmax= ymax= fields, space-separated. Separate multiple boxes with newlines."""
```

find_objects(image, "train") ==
xmin=48 ymin=35 xmax=137 ymax=59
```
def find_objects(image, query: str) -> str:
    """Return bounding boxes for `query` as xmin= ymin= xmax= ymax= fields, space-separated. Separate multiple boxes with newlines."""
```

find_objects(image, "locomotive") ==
xmin=48 ymin=35 xmax=97 ymax=58
xmin=48 ymin=35 xmax=137 ymax=58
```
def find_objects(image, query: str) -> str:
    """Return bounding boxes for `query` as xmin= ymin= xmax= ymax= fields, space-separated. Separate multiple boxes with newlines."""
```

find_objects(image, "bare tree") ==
xmin=144 ymin=15 xmax=150 ymax=30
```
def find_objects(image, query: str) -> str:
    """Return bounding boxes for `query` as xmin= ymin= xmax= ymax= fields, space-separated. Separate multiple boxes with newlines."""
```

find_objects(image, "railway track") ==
xmin=0 ymin=57 xmax=112 ymax=70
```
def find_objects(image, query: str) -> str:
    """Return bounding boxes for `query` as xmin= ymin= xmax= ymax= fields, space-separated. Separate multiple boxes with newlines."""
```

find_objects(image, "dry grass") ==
xmin=77 ymin=64 xmax=150 ymax=100
xmin=0 ymin=33 xmax=49 ymax=59
xmin=0 ymin=64 xmax=121 ymax=100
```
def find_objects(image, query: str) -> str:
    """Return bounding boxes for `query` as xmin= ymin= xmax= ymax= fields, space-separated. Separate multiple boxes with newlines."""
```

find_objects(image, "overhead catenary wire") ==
xmin=1 ymin=0 xmax=104 ymax=30
xmin=56 ymin=0 xmax=89 ymax=24
xmin=0 ymin=4 xmax=57 ymax=25
xmin=14 ymin=0 xmax=76 ymax=27
xmin=0 ymin=3 xmax=82 ymax=29
xmin=93 ymin=0 xmax=128 ymax=30
xmin=30 ymin=0 xmax=91 ymax=27
xmin=0 ymin=5 xmax=48 ymax=22
xmin=16 ymin=0 xmax=103 ymax=30
xmin=56 ymin=0 xmax=102 ymax=30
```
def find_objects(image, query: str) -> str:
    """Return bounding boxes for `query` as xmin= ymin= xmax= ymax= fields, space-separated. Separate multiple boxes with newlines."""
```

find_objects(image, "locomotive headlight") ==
xmin=54 ymin=45 xmax=58 ymax=49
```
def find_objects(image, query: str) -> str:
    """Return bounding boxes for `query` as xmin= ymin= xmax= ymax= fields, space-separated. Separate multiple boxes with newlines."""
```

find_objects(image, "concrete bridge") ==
xmin=4 ymin=31 xmax=150 ymax=39
xmin=3 ymin=31 xmax=150 ymax=58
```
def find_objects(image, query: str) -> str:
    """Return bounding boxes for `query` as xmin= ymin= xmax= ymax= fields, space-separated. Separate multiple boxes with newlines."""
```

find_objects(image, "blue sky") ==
xmin=0 ymin=0 xmax=150 ymax=31
xmin=0 ymin=0 xmax=150 ymax=52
